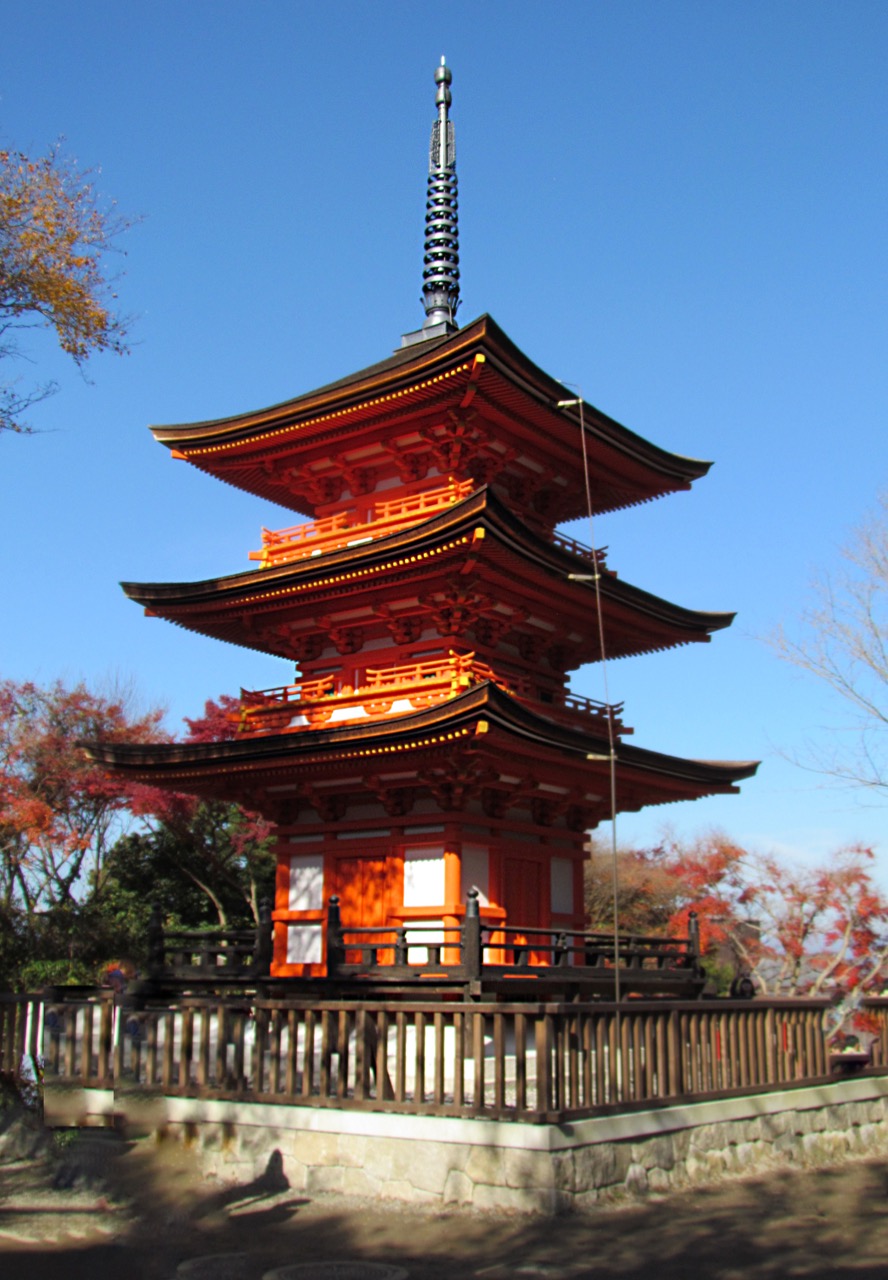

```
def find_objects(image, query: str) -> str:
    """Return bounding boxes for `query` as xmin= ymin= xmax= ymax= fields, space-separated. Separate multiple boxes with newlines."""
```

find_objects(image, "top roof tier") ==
xmin=151 ymin=315 xmax=711 ymax=525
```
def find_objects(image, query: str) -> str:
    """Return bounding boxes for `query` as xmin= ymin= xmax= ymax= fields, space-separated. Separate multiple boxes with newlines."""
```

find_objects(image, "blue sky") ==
xmin=2 ymin=1 xmax=886 ymax=871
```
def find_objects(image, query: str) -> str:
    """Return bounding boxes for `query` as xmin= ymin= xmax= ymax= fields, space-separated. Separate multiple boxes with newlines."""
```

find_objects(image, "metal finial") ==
xmin=422 ymin=57 xmax=460 ymax=332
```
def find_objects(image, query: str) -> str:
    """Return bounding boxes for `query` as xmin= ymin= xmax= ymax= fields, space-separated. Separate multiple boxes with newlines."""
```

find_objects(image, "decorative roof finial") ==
xmin=400 ymin=58 xmax=462 ymax=349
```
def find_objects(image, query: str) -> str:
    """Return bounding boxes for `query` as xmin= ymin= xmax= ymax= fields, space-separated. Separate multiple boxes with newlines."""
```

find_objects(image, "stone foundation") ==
xmin=52 ymin=1076 xmax=888 ymax=1214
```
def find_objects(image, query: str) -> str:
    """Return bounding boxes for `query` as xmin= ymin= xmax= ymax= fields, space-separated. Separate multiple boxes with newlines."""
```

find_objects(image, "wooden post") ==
xmin=463 ymin=888 xmax=482 ymax=982
xmin=181 ymin=1007 xmax=194 ymax=1090
xmin=147 ymin=902 xmax=165 ymax=976
xmin=688 ymin=910 xmax=700 ymax=967
xmin=354 ymin=1008 xmax=369 ymax=1101
xmin=536 ymin=1014 xmax=552 ymax=1115
xmin=255 ymin=898 xmax=273 ymax=975
xmin=97 ymin=997 xmax=113 ymax=1085
xmin=326 ymin=897 xmax=345 ymax=974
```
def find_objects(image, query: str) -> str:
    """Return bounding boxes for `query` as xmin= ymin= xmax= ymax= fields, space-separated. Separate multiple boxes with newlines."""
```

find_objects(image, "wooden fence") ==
xmin=14 ymin=990 xmax=840 ymax=1123
xmin=861 ymin=997 xmax=888 ymax=1067
xmin=0 ymin=992 xmax=43 ymax=1085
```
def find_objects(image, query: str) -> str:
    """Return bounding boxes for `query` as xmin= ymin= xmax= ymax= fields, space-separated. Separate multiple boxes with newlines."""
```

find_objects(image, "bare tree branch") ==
xmin=769 ymin=492 xmax=888 ymax=796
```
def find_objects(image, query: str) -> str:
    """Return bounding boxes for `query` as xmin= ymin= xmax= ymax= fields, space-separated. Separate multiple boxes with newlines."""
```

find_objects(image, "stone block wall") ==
xmin=73 ymin=1076 xmax=888 ymax=1215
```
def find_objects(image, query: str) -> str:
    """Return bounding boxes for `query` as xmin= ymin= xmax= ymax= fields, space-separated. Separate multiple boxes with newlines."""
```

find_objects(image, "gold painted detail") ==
xmin=173 ymin=362 xmax=475 ymax=457
xmin=231 ymin=535 xmax=473 ymax=606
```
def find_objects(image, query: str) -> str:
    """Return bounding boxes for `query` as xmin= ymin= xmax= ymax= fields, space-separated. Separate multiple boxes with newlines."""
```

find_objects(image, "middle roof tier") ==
xmin=123 ymin=485 xmax=733 ymax=671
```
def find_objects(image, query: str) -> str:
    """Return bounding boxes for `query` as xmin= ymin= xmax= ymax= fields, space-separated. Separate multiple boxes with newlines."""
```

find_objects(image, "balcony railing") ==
xmin=236 ymin=653 xmax=626 ymax=736
xmin=551 ymin=533 xmax=610 ymax=570
xmin=249 ymin=480 xmax=475 ymax=568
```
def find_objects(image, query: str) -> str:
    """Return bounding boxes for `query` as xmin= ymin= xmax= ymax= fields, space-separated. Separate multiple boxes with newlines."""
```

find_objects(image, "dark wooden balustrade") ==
xmin=325 ymin=891 xmax=705 ymax=998
xmin=131 ymin=890 xmax=702 ymax=999
xmin=21 ymin=988 xmax=840 ymax=1124
xmin=143 ymin=898 xmax=273 ymax=986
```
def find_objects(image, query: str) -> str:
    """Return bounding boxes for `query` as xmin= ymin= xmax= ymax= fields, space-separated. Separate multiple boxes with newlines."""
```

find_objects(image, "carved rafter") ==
xmin=418 ymin=756 xmax=497 ymax=813
xmin=366 ymin=776 xmax=416 ymax=818
xmin=419 ymin=411 xmax=490 ymax=474
xmin=473 ymin=613 xmax=520 ymax=650
xmin=271 ymin=796 xmax=303 ymax=826
xmin=517 ymin=633 xmax=545 ymax=664
xmin=305 ymin=789 xmax=349 ymax=823
xmin=545 ymin=642 xmax=584 ymax=674
xmin=530 ymin=470 xmax=558 ymax=519
xmin=291 ymin=632 xmax=325 ymax=664
xmin=372 ymin=604 xmax=425 ymax=647
xmin=419 ymin=578 xmax=493 ymax=638
xmin=380 ymin=443 xmax=432 ymax=484
xmin=340 ymin=465 xmax=377 ymax=497
xmin=480 ymin=786 xmax=510 ymax=819
xmin=261 ymin=459 xmax=343 ymax=506
xmin=317 ymin=617 xmax=365 ymax=655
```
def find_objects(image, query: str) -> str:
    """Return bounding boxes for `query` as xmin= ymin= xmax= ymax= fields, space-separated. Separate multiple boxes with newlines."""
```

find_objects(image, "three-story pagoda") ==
xmin=89 ymin=62 xmax=757 ymax=977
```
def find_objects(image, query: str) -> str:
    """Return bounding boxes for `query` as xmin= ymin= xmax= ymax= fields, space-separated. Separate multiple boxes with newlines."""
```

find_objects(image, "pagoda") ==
xmin=89 ymin=62 xmax=757 ymax=978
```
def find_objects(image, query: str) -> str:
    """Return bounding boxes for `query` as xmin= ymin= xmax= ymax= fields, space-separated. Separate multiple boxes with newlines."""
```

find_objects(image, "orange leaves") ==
xmin=645 ymin=829 xmax=888 ymax=999
xmin=0 ymin=142 xmax=133 ymax=433
xmin=0 ymin=677 xmax=168 ymax=909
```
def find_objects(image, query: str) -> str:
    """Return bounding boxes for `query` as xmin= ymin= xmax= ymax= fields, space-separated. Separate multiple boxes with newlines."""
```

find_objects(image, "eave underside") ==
xmin=150 ymin=316 xmax=711 ymax=520
xmin=121 ymin=487 xmax=734 ymax=666
xmin=85 ymin=684 xmax=758 ymax=825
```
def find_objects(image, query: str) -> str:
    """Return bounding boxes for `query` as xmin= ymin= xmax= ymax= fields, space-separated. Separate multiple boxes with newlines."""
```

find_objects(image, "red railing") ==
xmin=237 ymin=654 xmax=626 ymax=736
xmin=250 ymin=480 xmax=475 ymax=568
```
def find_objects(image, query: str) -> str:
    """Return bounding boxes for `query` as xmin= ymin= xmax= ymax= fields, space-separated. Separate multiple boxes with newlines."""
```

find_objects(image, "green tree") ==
xmin=103 ymin=800 xmax=276 ymax=935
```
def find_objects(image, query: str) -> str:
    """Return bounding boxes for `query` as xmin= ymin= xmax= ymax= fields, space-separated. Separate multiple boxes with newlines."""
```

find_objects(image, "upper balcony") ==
xmin=250 ymin=480 xmax=475 ymax=569
xmin=235 ymin=652 xmax=627 ymax=737
xmin=249 ymin=479 xmax=610 ymax=572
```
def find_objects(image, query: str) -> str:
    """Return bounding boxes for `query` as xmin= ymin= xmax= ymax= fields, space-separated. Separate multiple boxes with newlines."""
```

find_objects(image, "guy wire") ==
xmin=560 ymin=386 xmax=622 ymax=1050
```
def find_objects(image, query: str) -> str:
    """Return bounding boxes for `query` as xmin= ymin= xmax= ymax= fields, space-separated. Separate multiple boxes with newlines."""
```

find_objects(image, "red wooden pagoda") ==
xmin=89 ymin=62 xmax=756 ymax=978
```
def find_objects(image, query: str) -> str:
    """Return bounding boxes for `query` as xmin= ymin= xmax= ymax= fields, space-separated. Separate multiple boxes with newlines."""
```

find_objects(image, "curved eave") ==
xmin=150 ymin=316 xmax=711 ymax=515
xmin=84 ymin=682 xmax=758 ymax=797
xmin=120 ymin=486 xmax=736 ymax=658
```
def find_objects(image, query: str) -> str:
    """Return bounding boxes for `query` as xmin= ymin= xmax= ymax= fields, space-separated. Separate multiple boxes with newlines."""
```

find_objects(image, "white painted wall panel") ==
xmin=286 ymin=923 xmax=323 ymax=965
xmin=403 ymin=847 xmax=445 ymax=906
xmin=288 ymin=854 xmax=324 ymax=911
xmin=550 ymin=857 xmax=574 ymax=915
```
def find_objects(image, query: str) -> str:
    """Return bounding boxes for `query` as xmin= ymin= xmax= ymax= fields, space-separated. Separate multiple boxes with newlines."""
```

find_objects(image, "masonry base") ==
xmin=45 ymin=1077 xmax=888 ymax=1214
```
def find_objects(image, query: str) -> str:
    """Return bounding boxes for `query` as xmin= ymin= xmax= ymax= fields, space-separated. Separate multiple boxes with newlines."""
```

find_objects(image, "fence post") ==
xmin=255 ymin=897 xmax=273 ymax=975
xmin=147 ymin=902 xmax=165 ymax=976
xmin=463 ymin=888 xmax=482 ymax=982
xmin=326 ymin=896 xmax=345 ymax=974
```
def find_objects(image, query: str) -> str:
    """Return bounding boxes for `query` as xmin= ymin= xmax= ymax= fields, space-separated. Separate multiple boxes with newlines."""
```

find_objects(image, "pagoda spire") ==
xmin=402 ymin=58 xmax=460 ymax=347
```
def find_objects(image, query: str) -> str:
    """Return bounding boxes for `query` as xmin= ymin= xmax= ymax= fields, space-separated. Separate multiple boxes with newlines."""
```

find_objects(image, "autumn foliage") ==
xmin=587 ymin=830 xmax=888 ymax=1007
xmin=0 ymin=680 xmax=273 ymax=985
xmin=0 ymin=144 xmax=131 ymax=433
xmin=0 ymin=678 xmax=167 ymax=912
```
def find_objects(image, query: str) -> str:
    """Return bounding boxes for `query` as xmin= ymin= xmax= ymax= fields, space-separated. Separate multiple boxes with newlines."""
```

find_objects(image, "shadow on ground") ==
xmin=2 ymin=1107 xmax=888 ymax=1280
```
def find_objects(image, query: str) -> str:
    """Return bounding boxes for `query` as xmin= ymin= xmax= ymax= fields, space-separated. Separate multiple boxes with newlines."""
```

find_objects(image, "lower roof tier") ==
xmin=84 ymin=682 xmax=758 ymax=830
xmin=122 ymin=486 xmax=734 ymax=671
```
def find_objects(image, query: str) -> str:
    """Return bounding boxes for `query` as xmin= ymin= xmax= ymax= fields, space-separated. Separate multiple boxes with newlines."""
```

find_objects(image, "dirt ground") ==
xmin=2 ymin=1110 xmax=888 ymax=1280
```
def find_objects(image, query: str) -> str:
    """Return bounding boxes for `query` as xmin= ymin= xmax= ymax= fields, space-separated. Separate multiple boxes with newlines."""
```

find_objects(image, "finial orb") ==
xmin=435 ymin=63 xmax=452 ymax=86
